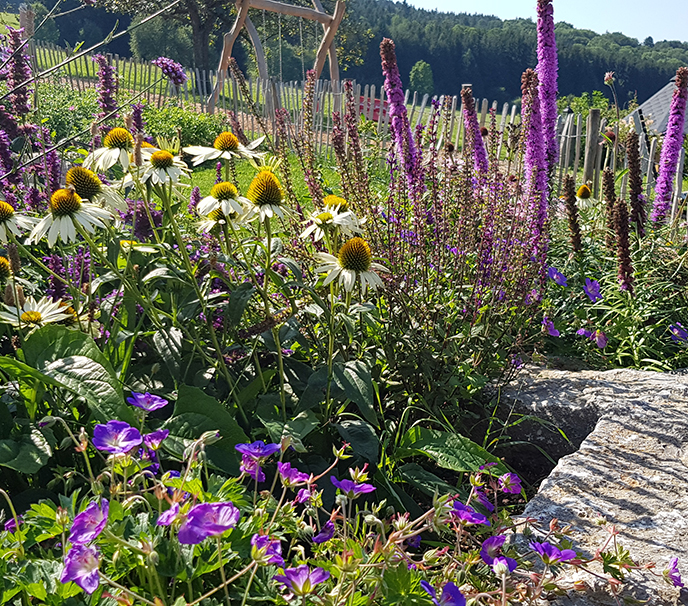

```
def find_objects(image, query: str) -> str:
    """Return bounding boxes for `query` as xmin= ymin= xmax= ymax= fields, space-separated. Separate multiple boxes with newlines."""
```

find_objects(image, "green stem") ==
xmin=99 ymin=572 xmax=158 ymax=606
xmin=216 ymin=536 xmax=231 ymax=606
xmin=240 ymin=566 xmax=258 ymax=606
xmin=0 ymin=489 xmax=24 ymax=556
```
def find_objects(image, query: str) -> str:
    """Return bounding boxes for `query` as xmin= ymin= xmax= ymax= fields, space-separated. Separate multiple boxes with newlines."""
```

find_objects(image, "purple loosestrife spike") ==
xmin=420 ymin=581 xmax=466 ymax=606
xmin=130 ymin=102 xmax=145 ymax=134
xmin=251 ymin=534 xmax=285 ymax=566
xmin=665 ymin=557 xmax=684 ymax=587
xmin=188 ymin=186 xmax=201 ymax=214
xmin=652 ymin=67 xmax=688 ymax=223
xmin=614 ymin=198 xmax=634 ymax=295
xmin=273 ymin=565 xmax=330 ymax=596
xmin=626 ymin=130 xmax=646 ymax=236
xmin=450 ymin=502 xmax=490 ymax=526
xmin=177 ymin=502 xmax=240 ymax=544
xmin=330 ymin=476 xmax=376 ymax=498
xmin=602 ymin=168 xmax=617 ymax=250
xmin=530 ymin=540 xmax=576 ymax=565
xmin=584 ymin=278 xmax=603 ymax=302
xmin=215 ymin=161 xmax=222 ymax=184
xmin=312 ymin=520 xmax=335 ymax=544
xmin=499 ymin=472 xmax=522 ymax=494
xmin=44 ymin=254 xmax=68 ymax=301
xmin=127 ymin=391 xmax=168 ymax=411
xmin=460 ymin=86 xmax=488 ymax=174
xmin=68 ymin=500 xmax=108 ymax=545
xmin=536 ymin=0 xmax=559 ymax=172
xmin=60 ymin=544 xmax=101 ymax=594
xmin=92 ymin=54 xmax=118 ymax=121
xmin=670 ymin=322 xmax=688 ymax=343
xmin=152 ymin=57 xmax=187 ymax=87
xmin=6 ymin=28 xmax=32 ymax=117
xmin=92 ymin=421 xmax=142 ymax=454
xmin=563 ymin=174 xmax=582 ymax=253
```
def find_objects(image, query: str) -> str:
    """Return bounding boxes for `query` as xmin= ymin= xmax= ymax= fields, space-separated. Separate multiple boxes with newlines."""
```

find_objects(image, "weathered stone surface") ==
xmin=502 ymin=367 xmax=688 ymax=605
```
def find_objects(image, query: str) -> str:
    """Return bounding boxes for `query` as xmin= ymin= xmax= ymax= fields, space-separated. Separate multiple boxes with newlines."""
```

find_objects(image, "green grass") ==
xmin=0 ymin=12 xmax=19 ymax=29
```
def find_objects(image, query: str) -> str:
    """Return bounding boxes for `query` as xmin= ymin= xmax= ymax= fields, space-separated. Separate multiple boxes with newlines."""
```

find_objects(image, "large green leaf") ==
xmin=395 ymin=426 xmax=508 ymax=474
xmin=162 ymin=385 xmax=248 ymax=475
xmin=333 ymin=360 xmax=378 ymax=427
xmin=335 ymin=419 xmax=379 ymax=464
xmin=397 ymin=463 xmax=456 ymax=497
xmin=153 ymin=327 xmax=183 ymax=380
xmin=0 ymin=429 xmax=52 ymax=474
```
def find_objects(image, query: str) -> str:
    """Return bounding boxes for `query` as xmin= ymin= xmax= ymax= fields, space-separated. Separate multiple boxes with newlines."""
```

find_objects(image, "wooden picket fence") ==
xmin=32 ymin=41 xmax=680 ymax=208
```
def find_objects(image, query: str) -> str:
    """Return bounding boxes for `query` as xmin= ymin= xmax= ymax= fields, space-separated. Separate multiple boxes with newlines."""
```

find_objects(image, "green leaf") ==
xmin=153 ymin=327 xmax=183 ymax=380
xmin=162 ymin=385 xmax=248 ymax=475
xmin=335 ymin=419 xmax=379 ymax=464
xmin=397 ymin=463 xmax=456 ymax=497
xmin=226 ymin=283 xmax=254 ymax=328
xmin=395 ymin=426 xmax=508 ymax=474
xmin=333 ymin=360 xmax=378 ymax=427
xmin=0 ymin=429 xmax=52 ymax=474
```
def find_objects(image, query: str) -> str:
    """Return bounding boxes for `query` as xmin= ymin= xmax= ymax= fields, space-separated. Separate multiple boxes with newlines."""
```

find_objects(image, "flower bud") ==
xmin=56 ymin=506 xmax=70 ymax=527
xmin=573 ymin=580 xmax=588 ymax=592
xmin=200 ymin=430 xmax=222 ymax=445
xmin=335 ymin=494 xmax=348 ymax=509
xmin=364 ymin=514 xmax=381 ymax=527
xmin=92 ymin=480 xmax=104 ymax=496
xmin=148 ymin=551 xmax=160 ymax=566
xmin=38 ymin=416 xmax=56 ymax=428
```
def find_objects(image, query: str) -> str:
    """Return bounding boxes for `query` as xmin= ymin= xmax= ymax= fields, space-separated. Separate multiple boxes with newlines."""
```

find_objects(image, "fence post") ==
xmin=582 ymin=108 xmax=601 ymax=186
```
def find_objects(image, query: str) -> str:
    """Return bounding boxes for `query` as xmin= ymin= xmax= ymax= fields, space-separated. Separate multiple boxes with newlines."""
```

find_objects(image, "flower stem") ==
xmin=216 ymin=536 xmax=231 ymax=606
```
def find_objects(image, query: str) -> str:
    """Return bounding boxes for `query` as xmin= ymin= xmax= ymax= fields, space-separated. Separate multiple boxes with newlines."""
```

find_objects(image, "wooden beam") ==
xmin=249 ymin=0 xmax=333 ymax=25
xmin=311 ymin=0 xmax=339 ymax=82
xmin=245 ymin=15 xmax=269 ymax=81
xmin=207 ymin=0 xmax=250 ymax=113
xmin=313 ymin=0 xmax=344 ymax=79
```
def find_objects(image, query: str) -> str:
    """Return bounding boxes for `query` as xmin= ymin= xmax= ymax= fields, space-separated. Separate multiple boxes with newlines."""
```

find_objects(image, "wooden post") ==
xmin=312 ymin=1 xmax=344 ymax=79
xmin=582 ymin=108 xmax=601 ymax=186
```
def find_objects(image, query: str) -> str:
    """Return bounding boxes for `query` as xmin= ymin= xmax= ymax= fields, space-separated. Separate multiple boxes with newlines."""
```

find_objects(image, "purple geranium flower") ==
xmin=499 ymin=473 xmax=522 ymax=494
xmin=4 ymin=516 xmax=21 ymax=532
xmin=127 ymin=392 xmax=169 ymax=412
xmin=481 ymin=535 xmax=518 ymax=573
xmin=157 ymin=503 xmax=180 ymax=527
xmin=92 ymin=421 xmax=142 ymax=455
xmin=547 ymin=266 xmax=567 ymax=287
xmin=583 ymin=278 xmax=603 ymax=302
xmin=60 ymin=544 xmax=101 ymax=594
xmin=665 ymin=557 xmax=684 ymax=587
xmin=530 ymin=540 xmax=576 ymax=565
xmin=69 ymin=500 xmax=108 ymax=545
xmin=313 ymin=520 xmax=335 ymax=544
xmin=277 ymin=462 xmax=310 ymax=487
xmin=492 ymin=556 xmax=518 ymax=576
xmin=577 ymin=328 xmax=608 ymax=349
xmin=240 ymin=454 xmax=265 ymax=483
xmin=273 ymin=564 xmax=330 ymax=596
xmin=474 ymin=489 xmax=495 ymax=513
xmin=450 ymin=502 xmax=490 ymax=526
xmin=670 ymin=323 xmax=688 ymax=343
xmin=144 ymin=429 xmax=169 ymax=450
xmin=251 ymin=534 xmax=285 ymax=567
xmin=177 ymin=502 xmax=241 ymax=545
xmin=330 ymin=476 xmax=376 ymax=499
xmin=295 ymin=488 xmax=312 ymax=503
xmin=235 ymin=440 xmax=281 ymax=460
xmin=542 ymin=316 xmax=559 ymax=337
xmin=420 ymin=581 xmax=466 ymax=606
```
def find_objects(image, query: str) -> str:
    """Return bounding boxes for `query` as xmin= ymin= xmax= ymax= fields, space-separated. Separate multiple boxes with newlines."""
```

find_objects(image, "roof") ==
xmin=628 ymin=78 xmax=688 ymax=135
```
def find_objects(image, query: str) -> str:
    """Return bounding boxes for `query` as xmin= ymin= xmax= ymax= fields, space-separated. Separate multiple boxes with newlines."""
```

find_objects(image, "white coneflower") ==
xmin=197 ymin=181 xmax=250 ymax=217
xmin=300 ymin=207 xmax=361 ymax=242
xmin=137 ymin=149 xmax=189 ymax=185
xmin=0 ymin=200 xmax=36 ymax=243
xmin=29 ymin=189 xmax=112 ymax=247
xmin=83 ymin=127 xmax=135 ymax=172
xmin=0 ymin=295 xmax=73 ymax=328
xmin=315 ymin=236 xmax=388 ymax=295
xmin=65 ymin=167 xmax=126 ymax=212
xmin=197 ymin=206 xmax=246 ymax=234
xmin=244 ymin=170 xmax=291 ymax=221
xmin=323 ymin=194 xmax=349 ymax=212
xmin=183 ymin=131 xmax=265 ymax=166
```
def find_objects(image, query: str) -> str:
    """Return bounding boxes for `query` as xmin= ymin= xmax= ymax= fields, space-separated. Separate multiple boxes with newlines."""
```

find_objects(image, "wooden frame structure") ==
xmin=207 ymin=0 xmax=344 ymax=113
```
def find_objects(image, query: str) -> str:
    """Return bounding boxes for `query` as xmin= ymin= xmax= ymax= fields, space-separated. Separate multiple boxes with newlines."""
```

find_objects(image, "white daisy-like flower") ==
xmin=65 ymin=166 xmax=126 ymax=212
xmin=83 ymin=128 xmax=134 ymax=173
xmin=183 ymin=132 xmax=265 ymax=166
xmin=29 ymin=189 xmax=113 ymax=248
xmin=197 ymin=181 xmax=251 ymax=217
xmin=300 ymin=206 xmax=362 ymax=241
xmin=197 ymin=205 xmax=246 ymax=234
xmin=244 ymin=170 xmax=292 ymax=222
xmin=0 ymin=295 xmax=73 ymax=328
xmin=0 ymin=199 xmax=37 ymax=242
xmin=315 ymin=236 xmax=389 ymax=295
xmin=323 ymin=194 xmax=349 ymax=213
xmin=137 ymin=149 xmax=189 ymax=185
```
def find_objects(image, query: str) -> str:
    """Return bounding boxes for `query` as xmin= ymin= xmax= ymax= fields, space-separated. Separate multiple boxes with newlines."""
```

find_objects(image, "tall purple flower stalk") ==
xmin=6 ymin=28 xmax=31 ymax=117
xmin=461 ymin=86 xmax=488 ymax=174
xmin=93 ymin=54 xmax=118 ymax=122
xmin=651 ymin=66 xmax=688 ymax=224
xmin=626 ymin=130 xmax=646 ymax=236
xmin=536 ymin=0 xmax=558 ymax=173
xmin=380 ymin=38 xmax=420 ymax=189
xmin=45 ymin=254 xmax=68 ymax=301
xmin=130 ymin=102 xmax=145 ymax=134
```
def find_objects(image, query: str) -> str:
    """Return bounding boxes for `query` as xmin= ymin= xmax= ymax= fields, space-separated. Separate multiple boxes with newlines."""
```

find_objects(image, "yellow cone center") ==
xmin=50 ymin=189 xmax=82 ymax=217
xmin=338 ymin=237 xmax=372 ymax=272
xmin=0 ymin=201 xmax=15 ymax=222
xmin=103 ymin=128 xmax=134 ymax=150
xmin=66 ymin=167 xmax=102 ymax=200
xmin=247 ymin=170 xmax=283 ymax=208
xmin=21 ymin=310 xmax=42 ymax=323
xmin=324 ymin=195 xmax=348 ymax=212
xmin=150 ymin=150 xmax=174 ymax=169
xmin=210 ymin=182 xmax=238 ymax=201
xmin=213 ymin=132 xmax=239 ymax=152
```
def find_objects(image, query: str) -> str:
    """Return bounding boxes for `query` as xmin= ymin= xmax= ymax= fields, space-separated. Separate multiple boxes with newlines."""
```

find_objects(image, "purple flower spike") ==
xmin=277 ymin=462 xmax=310 ymax=487
xmin=542 ymin=316 xmax=559 ymax=337
xmin=665 ymin=557 xmax=684 ymax=588
xmin=530 ymin=540 xmax=576 ymax=565
xmin=235 ymin=440 xmax=281 ymax=461
xmin=240 ymin=454 xmax=265 ymax=483
xmin=127 ymin=392 xmax=169 ymax=412
xmin=670 ymin=323 xmax=688 ymax=343
xmin=92 ymin=421 xmax=142 ymax=455
xmin=69 ymin=500 xmax=109 ymax=545
xmin=156 ymin=503 xmax=180 ymax=527
xmin=152 ymin=57 xmax=188 ymax=87
xmin=144 ymin=429 xmax=169 ymax=450
xmin=420 ymin=581 xmax=466 ymax=606
xmin=60 ymin=544 xmax=101 ymax=594
xmin=583 ymin=278 xmax=603 ymax=302
xmin=273 ymin=564 xmax=330 ymax=596
xmin=313 ymin=520 xmax=335 ymax=544
xmin=450 ymin=502 xmax=490 ymax=526
xmin=177 ymin=502 xmax=241 ymax=545
xmin=499 ymin=473 xmax=522 ymax=494
xmin=251 ymin=534 xmax=285 ymax=567
xmin=547 ymin=266 xmax=567 ymax=287
xmin=330 ymin=476 xmax=376 ymax=499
